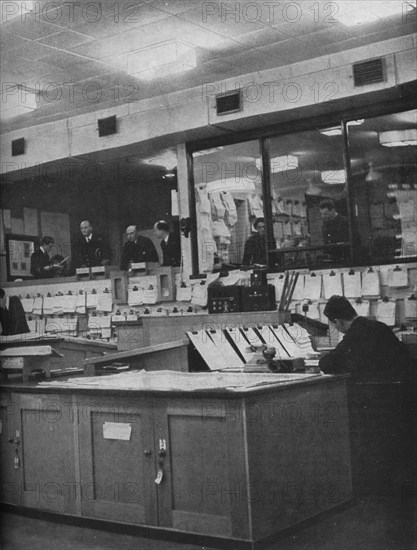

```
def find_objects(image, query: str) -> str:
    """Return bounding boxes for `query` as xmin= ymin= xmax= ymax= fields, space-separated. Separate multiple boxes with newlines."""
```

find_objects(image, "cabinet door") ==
xmin=0 ymin=393 xmax=21 ymax=505
xmin=153 ymin=397 xmax=249 ymax=539
xmin=78 ymin=395 xmax=157 ymax=525
xmin=16 ymin=393 xmax=78 ymax=514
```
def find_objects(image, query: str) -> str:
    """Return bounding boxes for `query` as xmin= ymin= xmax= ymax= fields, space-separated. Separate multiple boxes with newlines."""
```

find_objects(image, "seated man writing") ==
xmin=319 ymin=295 xmax=412 ymax=382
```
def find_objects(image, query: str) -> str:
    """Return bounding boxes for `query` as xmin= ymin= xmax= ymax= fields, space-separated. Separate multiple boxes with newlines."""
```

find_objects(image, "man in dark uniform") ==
xmin=74 ymin=220 xmax=112 ymax=268
xmin=319 ymin=295 xmax=411 ymax=381
xmin=153 ymin=220 xmax=181 ymax=267
xmin=120 ymin=225 xmax=159 ymax=270
xmin=30 ymin=236 xmax=63 ymax=279
xmin=319 ymin=199 xmax=351 ymax=262
xmin=319 ymin=199 xmax=350 ymax=244
xmin=242 ymin=218 xmax=267 ymax=265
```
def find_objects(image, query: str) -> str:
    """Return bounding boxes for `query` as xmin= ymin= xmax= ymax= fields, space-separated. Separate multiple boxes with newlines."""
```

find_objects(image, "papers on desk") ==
xmin=39 ymin=369 xmax=322 ymax=392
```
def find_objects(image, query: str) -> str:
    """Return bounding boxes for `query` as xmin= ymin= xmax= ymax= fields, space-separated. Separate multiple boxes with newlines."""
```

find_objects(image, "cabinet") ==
xmin=1 ymin=374 xmax=351 ymax=549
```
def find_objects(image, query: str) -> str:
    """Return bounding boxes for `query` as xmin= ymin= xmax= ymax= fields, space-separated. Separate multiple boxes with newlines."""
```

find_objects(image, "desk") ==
xmin=0 ymin=359 xmax=351 ymax=549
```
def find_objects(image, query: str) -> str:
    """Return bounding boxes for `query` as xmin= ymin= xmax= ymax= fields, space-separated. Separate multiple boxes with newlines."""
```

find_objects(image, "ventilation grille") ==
xmin=353 ymin=58 xmax=385 ymax=87
xmin=12 ymin=138 xmax=25 ymax=156
xmin=98 ymin=115 xmax=117 ymax=137
xmin=216 ymin=90 xmax=242 ymax=115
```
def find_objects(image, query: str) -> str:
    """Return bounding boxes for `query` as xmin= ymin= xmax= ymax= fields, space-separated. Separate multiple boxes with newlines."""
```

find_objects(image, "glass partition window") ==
xmin=267 ymin=127 xmax=350 ymax=268
xmin=346 ymin=109 xmax=417 ymax=261
xmin=191 ymin=108 xmax=416 ymax=273
xmin=192 ymin=140 xmax=262 ymax=272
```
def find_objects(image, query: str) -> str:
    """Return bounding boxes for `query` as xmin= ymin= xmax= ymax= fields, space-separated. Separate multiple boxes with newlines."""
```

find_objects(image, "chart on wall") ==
xmin=41 ymin=212 xmax=71 ymax=261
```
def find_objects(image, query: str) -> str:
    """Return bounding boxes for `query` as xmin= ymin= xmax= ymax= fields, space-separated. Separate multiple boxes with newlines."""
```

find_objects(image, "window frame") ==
xmin=187 ymin=92 xmax=416 ymax=274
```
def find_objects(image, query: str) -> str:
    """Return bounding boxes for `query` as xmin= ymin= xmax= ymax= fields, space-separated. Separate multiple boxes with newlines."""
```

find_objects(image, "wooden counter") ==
xmin=0 ymin=368 xmax=352 ymax=549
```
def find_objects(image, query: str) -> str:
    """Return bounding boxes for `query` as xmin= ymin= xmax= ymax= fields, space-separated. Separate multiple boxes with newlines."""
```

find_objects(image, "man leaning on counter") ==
xmin=319 ymin=295 xmax=412 ymax=381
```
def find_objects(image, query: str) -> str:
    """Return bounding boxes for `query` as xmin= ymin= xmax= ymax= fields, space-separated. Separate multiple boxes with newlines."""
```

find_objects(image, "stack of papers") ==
xmin=39 ymin=369 xmax=322 ymax=392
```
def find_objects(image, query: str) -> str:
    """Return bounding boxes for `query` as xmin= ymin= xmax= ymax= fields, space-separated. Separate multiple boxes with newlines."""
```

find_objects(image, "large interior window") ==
xmin=267 ymin=125 xmax=350 ymax=269
xmin=192 ymin=140 xmax=261 ymax=272
xmin=191 ymin=107 xmax=416 ymax=273
xmin=346 ymin=110 xmax=417 ymax=262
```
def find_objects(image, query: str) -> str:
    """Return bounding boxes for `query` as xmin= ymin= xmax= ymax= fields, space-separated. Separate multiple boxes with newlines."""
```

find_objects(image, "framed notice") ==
xmin=5 ymin=234 xmax=38 ymax=281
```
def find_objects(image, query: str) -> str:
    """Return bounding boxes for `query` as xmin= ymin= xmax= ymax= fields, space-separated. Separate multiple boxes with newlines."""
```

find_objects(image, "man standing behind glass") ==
xmin=74 ymin=220 xmax=111 ymax=268
xmin=120 ymin=225 xmax=159 ymax=270
xmin=153 ymin=220 xmax=181 ymax=267
xmin=30 ymin=236 xmax=63 ymax=278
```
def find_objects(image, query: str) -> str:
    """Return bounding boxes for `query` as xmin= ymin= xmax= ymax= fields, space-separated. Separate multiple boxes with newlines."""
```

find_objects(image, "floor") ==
xmin=1 ymin=495 xmax=415 ymax=550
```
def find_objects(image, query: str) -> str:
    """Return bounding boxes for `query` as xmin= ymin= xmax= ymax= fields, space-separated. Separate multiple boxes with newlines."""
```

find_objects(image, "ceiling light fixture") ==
xmin=346 ymin=119 xmax=365 ymax=126
xmin=365 ymin=162 xmax=382 ymax=182
xmin=321 ymin=170 xmax=346 ymax=184
xmin=144 ymin=150 xmax=178 ymax=170
xmin=336 ymin=1 xmax=414 ymax=26
xmin=379 ymin=129 xmax=417 ymax=147
xmin=256 ymin=155 xmax=298 ymax=172
xmin=128 ymin=40 xmax=197 ymax=81
xmin=320 ymin=126 xmax=342 ymax=136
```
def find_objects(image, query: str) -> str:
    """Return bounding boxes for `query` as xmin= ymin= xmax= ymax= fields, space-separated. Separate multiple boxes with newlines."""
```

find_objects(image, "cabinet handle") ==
xmin=144 ymin=449 xmax=152 ymax=457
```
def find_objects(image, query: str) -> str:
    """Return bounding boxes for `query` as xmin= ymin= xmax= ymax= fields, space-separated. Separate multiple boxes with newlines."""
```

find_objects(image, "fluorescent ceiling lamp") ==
xmin=320 ymin=126 xmax=342 ymax=136
xmin=144 ymin=150 xmax=177 ymax=170
xmin=365 ymin=162 xmax=382 ymax=182
xmin=205 ymin=178 xmax=255 ymax=195
xmin=336 ymin=1 xmax=415 ymax=26
xmin=193 ymin=147 xmax=224 ymax=157
xmin=379 ymin=129 xmax=417 ymax=147
xmin=128 ymin=40 xmax=196 ymax=81
xmin=0 ymin=86 xmax=37 ymax=120
xmin=321 ymin=170 xmax=346 ymax=184
xmin=347 ymin=119 xmax=365 ymax=126
xmin=256 ymin=155 xmax=298 ymax=172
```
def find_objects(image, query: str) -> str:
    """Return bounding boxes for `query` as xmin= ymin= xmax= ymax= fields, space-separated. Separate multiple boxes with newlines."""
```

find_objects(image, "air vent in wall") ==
xmin=353 ymin=58 xmax=385 ymax=87
xmin=12 ymin=138 xmax=25 ymax=156
xmin=216 ymin=90 xmax=242 ymax=115
xmin=97 ymin=115 xmax=117 ymax=137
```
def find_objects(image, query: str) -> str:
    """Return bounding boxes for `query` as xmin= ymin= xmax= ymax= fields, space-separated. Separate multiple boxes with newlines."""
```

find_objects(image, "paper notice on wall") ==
xmin=362 ymin=269 xmax=380 ymax=297
xmin=304 ymin=274 xmax=322 ymax=301
xmin=388 ymin=267 xmax=408 ymax=288
xmin=376 ymin=300 xmax=396 ymax=326
xmin=103 ymin=422 xmax=131 ymax=441
xmin=96 ymin=292 xmax=113 ymax=312
xmin=343 ymin=271 xmax=362 ymax=298
xmin=323 ymin=272 xmax=343 ymax=299
xmin=349 ymin=300 xmax=370 ymax=317
xmin=404 ymin=297 xmax=417 ymax=319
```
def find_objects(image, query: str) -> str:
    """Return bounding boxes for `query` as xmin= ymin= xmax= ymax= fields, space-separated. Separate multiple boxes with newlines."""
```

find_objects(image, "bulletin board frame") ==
xmin=5 ymin=234 xmax=38 ymax=281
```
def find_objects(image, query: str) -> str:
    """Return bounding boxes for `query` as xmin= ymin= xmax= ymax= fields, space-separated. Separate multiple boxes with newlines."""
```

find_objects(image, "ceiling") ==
xmin=1 ymin=0 xmax=416 ymax=134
